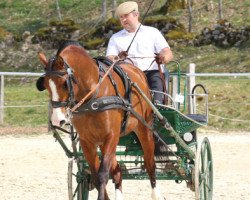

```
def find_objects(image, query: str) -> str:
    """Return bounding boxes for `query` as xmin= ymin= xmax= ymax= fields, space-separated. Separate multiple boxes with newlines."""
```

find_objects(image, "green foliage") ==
xmin=81 ymin=18 xmax=121 ymax=49
xmin=32 ymin=18 xmax=80 ymax=48
xmin=0 ymin=1 xmax=7 ymax=8
xmin=159 ymin=0 xmax=186 ymax=14
xmin=166 ymin=30 xmax=195 ymax=40
xmin=105 ymin=18 xmax=121 ymax=32
xmin=0 ymin=27 xmax=9 ymax=41
xmin=84 ymin=38 xmax=105 ymax=49
xmin=49 ymin=19 xmax=79 ymax=32
xmin=144 ymin=15 xmax=181 ymax=28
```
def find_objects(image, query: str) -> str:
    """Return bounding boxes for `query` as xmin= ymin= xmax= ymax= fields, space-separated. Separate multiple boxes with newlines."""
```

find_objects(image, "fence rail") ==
xmin=0 ymin=69 xmax=250 ymax=130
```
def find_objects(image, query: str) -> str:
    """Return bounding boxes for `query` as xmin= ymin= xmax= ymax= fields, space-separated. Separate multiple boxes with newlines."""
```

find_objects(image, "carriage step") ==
xmin=186 ymin=114 xmax=207 ymax=123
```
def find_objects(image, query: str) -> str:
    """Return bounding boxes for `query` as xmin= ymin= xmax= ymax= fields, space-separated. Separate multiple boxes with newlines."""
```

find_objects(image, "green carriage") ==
xmin=51 ymin=62 xmax=213 ymax=200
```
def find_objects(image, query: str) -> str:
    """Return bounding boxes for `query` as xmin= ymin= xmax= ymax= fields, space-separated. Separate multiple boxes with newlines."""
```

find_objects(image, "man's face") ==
xmin=119 ymin=11 xmax=139 ymax=32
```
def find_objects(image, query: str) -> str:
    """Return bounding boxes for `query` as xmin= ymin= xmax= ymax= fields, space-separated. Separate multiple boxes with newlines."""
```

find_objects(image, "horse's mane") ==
xmin=56 ymin=40 xmax=82 ymax=56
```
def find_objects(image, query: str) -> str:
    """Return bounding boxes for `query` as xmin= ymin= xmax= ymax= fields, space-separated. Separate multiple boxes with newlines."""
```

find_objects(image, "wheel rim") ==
xmin=195 ymin=137 xmax=213 ymax=200
xmin=68 ymin=157 xmax=89 ymax=200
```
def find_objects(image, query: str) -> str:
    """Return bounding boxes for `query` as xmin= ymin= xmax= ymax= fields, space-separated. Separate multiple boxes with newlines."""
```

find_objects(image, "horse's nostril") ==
xmin=60 ymin=120 xmax=66 ymax=127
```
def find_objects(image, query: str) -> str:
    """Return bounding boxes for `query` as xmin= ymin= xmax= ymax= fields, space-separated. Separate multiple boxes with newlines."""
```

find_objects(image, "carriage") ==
xmin=48 ymin=62 xmax=212 ymax=200
xmin=37 ymin=41 xmax=213 ymax=200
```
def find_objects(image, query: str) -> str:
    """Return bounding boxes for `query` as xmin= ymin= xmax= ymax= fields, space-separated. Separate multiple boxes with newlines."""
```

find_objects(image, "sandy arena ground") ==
xmin=0 ymin=127 xmax=250 ymax=200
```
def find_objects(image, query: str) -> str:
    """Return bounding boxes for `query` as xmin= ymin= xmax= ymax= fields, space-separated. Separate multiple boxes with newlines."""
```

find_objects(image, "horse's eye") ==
xmin=63 ymin=82 xmax=68 ymax=90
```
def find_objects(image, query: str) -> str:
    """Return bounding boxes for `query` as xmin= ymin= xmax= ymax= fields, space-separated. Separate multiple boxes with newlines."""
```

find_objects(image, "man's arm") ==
xmin=159 ymin=47 xmax=173 ymax=64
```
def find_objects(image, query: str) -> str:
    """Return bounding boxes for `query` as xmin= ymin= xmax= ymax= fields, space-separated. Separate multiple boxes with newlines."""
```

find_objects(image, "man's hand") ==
xmin=118 ymin=51 xmax=128 ymax=60
xmin=154 ymin=53 xmax=164 ymax=64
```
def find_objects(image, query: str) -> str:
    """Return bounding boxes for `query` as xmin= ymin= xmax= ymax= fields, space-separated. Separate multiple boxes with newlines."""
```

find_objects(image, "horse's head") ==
xmin=37 ymin=52 xmax=77 ymax=127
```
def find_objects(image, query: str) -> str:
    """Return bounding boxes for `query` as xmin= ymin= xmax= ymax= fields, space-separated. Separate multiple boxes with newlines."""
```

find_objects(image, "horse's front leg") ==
xmin=79 ymin=140 xmax=101 ymax=195
xmin=98 ymin=135 xmax=121 ymax=200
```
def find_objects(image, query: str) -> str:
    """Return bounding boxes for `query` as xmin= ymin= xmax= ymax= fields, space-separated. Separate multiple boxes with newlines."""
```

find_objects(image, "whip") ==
xmin=125 ymin=0 xmax=155 ymax=53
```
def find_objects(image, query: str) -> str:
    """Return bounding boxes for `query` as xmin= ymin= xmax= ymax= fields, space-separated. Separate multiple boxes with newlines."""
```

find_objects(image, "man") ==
xmin=106 ymin=1 xmax=173 ymax=104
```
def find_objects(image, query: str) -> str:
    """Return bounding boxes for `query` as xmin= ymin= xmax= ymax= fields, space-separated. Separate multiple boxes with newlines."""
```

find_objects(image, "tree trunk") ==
xmin=188 ymin=0 xmax=193 ymax=32
xmin=112 ymin=0 xmax=117 ymax=18
xmin=218 ymin=0 xmax=223 ymax=20
xmin=102 ymin=0 xmax=107 ymax=21
xmin=55 ymin=0 xmax=62 ymax=21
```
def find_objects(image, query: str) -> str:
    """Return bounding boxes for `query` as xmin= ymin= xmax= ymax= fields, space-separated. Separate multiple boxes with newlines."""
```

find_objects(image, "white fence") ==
xmin=0 ymin=69 xmax=250 ymax=128
xmin=0 ymin=72 xmax=43 ymax=124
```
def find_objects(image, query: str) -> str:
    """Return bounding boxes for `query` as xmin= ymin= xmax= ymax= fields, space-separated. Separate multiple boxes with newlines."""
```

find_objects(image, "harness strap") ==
xmin=71 ymin=58 xmax=118 ymax=112
xmin=73 ymin=96 xmax=153 ymax=131
xmin=51 ymin=100 xmax=68 ymax=108
xmin=94 ymin=57 xmax=133 ymax=135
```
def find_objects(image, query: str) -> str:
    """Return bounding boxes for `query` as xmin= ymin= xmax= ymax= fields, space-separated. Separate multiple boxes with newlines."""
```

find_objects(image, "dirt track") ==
xmin=0 ymin=128 xmax=250 ymax=200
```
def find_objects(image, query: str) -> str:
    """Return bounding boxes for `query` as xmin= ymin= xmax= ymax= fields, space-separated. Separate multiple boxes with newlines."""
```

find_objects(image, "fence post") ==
xmin=172 ymin=75 xmax=178 ymax=109
xmin=0 ymin=75 xmax=4 ymax=124
xmin=187 ymin=63 xmax=196 ymax=114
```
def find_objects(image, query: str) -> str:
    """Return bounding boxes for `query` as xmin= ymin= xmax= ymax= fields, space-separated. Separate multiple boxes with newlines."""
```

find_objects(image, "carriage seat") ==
xmin=186 ymin=114 xmax=207 ymax=124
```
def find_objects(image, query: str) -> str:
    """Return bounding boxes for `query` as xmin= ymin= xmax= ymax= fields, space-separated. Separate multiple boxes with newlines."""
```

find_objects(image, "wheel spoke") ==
xmin=68 ymin=142 xmax=89 ymax=200
xmin=73 ymin=183 xmax=80 ymax=198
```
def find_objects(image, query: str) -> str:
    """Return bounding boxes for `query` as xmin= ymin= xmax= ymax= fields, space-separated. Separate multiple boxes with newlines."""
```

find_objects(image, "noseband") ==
xmin=45 ymin=56 xmax=77 ymax=109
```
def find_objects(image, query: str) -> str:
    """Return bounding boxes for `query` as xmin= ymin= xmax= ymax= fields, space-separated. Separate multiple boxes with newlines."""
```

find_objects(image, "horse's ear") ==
xmin=38 ymin=52 xmax=48 ymax=67
xmin=36 ymin=76 xmax=46 ymax=91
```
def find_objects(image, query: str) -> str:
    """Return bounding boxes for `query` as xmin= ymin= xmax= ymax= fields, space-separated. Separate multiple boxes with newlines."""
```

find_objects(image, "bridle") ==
xmin=44 ymin=56 xmax=77 ymax=109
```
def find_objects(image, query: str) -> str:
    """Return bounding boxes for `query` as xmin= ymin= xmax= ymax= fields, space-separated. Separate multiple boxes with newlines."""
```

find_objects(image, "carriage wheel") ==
xmin=195 ymin=137 xmax=213 ymax=200
xmin=68 ymin=158 xmax=90 ymax=200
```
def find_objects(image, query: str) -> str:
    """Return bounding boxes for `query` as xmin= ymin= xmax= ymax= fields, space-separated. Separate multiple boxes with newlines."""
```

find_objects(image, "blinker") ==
xmin=36 ymin=76 xmax=46 ymax=91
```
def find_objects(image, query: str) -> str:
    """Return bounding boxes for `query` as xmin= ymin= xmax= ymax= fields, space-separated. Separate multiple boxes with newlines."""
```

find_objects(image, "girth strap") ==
xmin=73 ymin=96 xmax=153 ymax=131
xmin=73 ymin=96 xmax=129 ymax=113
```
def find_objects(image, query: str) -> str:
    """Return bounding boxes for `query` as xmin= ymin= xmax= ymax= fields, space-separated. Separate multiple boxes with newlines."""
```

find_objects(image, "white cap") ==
xmin=116 ymin=1 xmax=138 ymax=16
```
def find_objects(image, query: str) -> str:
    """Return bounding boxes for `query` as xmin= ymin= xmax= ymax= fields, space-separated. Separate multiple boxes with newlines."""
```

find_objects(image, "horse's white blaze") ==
xmin=115 ymin=189 xmax=123 ymax=200
xmin=151 ymin=186 xmax=165 ymax=200
xmin=49 ymin=79 xmax=67 ymax=126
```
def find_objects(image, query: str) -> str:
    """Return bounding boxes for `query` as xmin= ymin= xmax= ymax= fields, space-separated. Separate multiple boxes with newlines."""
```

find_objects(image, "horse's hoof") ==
xmin=115 ymin=189 xmax=124 ymax=200
xmin=151 ymin=187 xmax=165 ymax=200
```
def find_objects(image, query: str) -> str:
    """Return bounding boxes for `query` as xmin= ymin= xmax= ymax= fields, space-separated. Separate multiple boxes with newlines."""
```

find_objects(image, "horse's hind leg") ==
xmin=136 ymin=126 xmax=165 ymax=200
xmin=110 ymin=157 xmax=123 ymax=200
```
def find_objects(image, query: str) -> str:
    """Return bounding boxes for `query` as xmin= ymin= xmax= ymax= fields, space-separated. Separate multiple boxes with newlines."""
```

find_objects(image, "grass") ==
xmin=3 ymin=78 xmax=48 ymax=126
xmin=197 ymin=77 xmax=250 ymax=131
xmin=1 ymin=75 xmax=249 ymax=131
xmin=173 ymin=41 xmax=250 ymax=73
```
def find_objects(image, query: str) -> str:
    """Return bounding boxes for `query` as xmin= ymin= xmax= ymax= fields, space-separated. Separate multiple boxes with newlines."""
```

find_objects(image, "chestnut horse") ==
xmin=36 ymin=41 xmax=164 ymax=200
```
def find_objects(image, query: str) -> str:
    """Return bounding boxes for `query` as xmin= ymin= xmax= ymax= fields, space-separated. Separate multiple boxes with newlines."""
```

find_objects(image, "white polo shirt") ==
xmin=106 ymin=25 xmax=170 ymax=71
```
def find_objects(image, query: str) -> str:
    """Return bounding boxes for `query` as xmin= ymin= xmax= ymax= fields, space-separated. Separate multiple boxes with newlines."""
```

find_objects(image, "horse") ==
xmin=36 ymin=41 xmax=165 ymax=200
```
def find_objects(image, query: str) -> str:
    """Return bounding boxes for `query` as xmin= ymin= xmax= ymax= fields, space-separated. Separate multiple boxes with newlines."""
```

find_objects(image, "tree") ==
xmin=218 ymin=0 xmax=223 ymax=20
xmin=188 ymin=0 xmax=193 ymax=32
xmin=55 ymin=0 xmax=62 ymax=21
xmin=102 ymin=0 xmax=107 ymax=21
xmin=111 ymin=0 xmax=117 ymax=18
